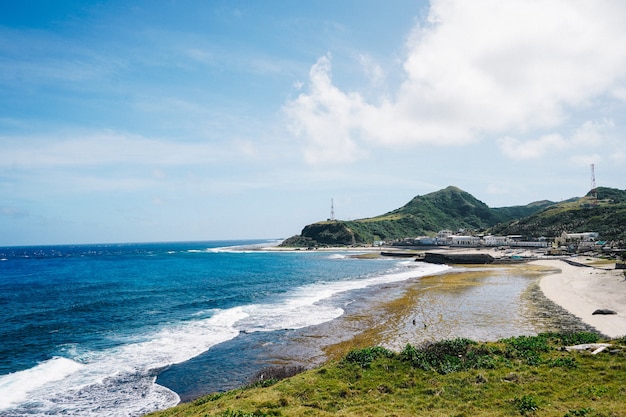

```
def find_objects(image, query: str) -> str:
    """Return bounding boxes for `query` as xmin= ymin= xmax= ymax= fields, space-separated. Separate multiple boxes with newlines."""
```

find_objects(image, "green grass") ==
xmin=147 ymin=333 xmax=626 ymax=417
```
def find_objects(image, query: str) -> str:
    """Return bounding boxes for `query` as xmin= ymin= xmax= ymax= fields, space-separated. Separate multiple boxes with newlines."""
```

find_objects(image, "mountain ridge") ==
xmin=281 ymin=186 xmax=626 ymax=247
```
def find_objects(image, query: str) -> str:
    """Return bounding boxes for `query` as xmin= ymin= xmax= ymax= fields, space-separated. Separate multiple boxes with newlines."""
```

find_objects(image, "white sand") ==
xmin=534 ymin=259 xmax=626 ymax=338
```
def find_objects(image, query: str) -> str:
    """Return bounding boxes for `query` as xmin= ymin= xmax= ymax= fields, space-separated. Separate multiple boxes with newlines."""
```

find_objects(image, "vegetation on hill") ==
xmin=147 ymin=332 xmax=626 ymax=417
xmin=280 ymin=186 xmax=554 ymax=247
xmin=490 ymin=187 xmax=626 ymax=242
xmin=281 ymin=186 xmax=626 ymax=247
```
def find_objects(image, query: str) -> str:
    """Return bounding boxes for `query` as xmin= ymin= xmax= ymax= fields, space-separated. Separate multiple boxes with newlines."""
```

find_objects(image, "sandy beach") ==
xmin=535 ymin=258 xmax=626 ymax=338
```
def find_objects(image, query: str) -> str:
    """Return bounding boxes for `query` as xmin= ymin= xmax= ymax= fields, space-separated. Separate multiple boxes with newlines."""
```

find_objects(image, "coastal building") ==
xmin=435 ymin=230 xmax=454 ymax=245
xmin=484 ymin=235 xmax=509 ymax=246
xmin=510 ymin=240 xmax=548 ymax=248
xmin=387 ymin=230 xmax=588 ymax=251
xmin=557 ymin=231 xmax=600 ymax=251
xmin=450 ymin=235 xmax=481 ymax=246
xmin=417 ymin=236 xmax=437 ymax=245
xmin=511 ymin=235 xmax=548 ymax=248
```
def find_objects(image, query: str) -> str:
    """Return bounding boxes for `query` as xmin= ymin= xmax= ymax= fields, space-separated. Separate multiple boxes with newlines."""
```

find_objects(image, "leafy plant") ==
xmin=548 ymin=357 xmax=578 ymax=369
xmin=343 ymin=346 xmax=396 ymax=369
xmin=513 ymin=395 xmax=539 ymax=415
xmin=504 ymin=335 xmax=551 ymax=357
xmin=400 ymin=338 xmax=491 ymax=374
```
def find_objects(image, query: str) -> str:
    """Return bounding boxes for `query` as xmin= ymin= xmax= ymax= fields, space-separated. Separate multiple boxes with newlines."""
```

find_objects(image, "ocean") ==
xmin=0 ymin=240 xmax=456 ymax=416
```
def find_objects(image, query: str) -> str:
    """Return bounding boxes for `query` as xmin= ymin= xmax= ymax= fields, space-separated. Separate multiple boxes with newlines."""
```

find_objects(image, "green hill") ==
xmin=281 ymin=186 xmax=554 ymax=246
xmin=489 ymin=187 xmax=626 ymax=242
xmin=281 ymin=186 xmax=626 ymax=247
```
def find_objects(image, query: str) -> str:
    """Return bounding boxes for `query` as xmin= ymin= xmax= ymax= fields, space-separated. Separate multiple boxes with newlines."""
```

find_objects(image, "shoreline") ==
xmin=160 ymin=252 xmax=625 ymax=407
xmin=158 ymin=252 xmax=626 ymax=402
xmin=275 ymin=245 xmax=626 ymax=339
xmin=534 ymin=258 xmax=626 ymax=338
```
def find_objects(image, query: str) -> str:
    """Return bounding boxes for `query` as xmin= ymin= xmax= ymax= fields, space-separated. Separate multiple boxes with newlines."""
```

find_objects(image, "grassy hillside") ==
xmin=490 ymin=187 xmax=626 ymax=242
xmin=147 ymin=332 xmax=626 ymax=417
xmin=281 ymin=186 xmax=626 ymax=247
xmin=281 ymin=186 xmax=554 ymax=246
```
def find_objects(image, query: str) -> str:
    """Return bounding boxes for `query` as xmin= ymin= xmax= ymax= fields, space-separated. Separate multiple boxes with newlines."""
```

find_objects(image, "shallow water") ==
xmin=159 ymin=264 xmax=588 ymax=402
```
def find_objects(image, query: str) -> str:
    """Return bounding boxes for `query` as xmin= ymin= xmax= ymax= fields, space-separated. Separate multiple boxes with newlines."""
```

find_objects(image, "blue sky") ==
xmin=1 ymin=0 xmax=626 ymax=245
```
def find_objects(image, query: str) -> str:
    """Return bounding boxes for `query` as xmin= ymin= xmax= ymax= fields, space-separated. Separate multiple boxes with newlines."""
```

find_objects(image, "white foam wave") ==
xmin=0 ymin=308 xmax=248 ymax=416
xmin=0 ymin=357 xmax=84 ymax=409
xmin=0 ymin=261 xmax=449 ymax=416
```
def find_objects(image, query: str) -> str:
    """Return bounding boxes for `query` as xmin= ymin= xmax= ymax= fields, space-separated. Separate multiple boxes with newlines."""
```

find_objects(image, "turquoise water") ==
xmin=0 ymin=240 xmax=448 ymax=416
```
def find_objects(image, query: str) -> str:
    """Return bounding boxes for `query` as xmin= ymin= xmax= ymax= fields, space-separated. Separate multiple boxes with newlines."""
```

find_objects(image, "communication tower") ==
xmin=330 ymin=198 xmax=335 ymax=221
xmin=590 ymin=163 xmax=598 ymax=204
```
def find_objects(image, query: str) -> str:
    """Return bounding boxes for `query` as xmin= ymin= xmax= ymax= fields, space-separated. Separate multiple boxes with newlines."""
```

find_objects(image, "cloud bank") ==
xmin=285 ymin=0 xmax=626 ymax=163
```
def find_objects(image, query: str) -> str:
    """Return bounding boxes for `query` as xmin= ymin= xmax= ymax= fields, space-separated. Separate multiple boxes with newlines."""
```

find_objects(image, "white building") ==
xmin=484 ymin=235 xmax=509 ymax=246
xmin=450 ymin=235 xmax=481 ymax=246
xmin=559 ymin=232 xmax=599 ymax=250
xmin=435 ymin=230 xmax=454 ymax=245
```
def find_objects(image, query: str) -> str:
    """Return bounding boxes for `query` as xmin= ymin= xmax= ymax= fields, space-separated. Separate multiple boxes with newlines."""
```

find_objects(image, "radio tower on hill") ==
xmin=590 ymin=163 xmax=598 ymax=204
xmin=330 ymin=198 xmax=335 ymax=221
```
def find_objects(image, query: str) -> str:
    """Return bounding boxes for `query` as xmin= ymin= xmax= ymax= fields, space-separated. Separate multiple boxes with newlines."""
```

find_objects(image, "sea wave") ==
xmin=0 ymin=309 xmax=246 ymax=416
xmin=0 ymin=357 xmax=84 ymax=410
xmin=0 ymin=260 xmax=449 ymax=416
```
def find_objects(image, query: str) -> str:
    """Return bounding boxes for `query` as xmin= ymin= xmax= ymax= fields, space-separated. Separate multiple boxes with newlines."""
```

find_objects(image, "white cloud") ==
xmin=284 ymin=55 xmax=371 ymax=164
xmin=358 ymin=54 xmax=385 ymax=86
xmin=285 ymin=0 xmax=626 ymax=163
xmin=571 ymin=119 xmax=614 ymax=146
xmin=498 ymin=133 xmax=567 ymax=160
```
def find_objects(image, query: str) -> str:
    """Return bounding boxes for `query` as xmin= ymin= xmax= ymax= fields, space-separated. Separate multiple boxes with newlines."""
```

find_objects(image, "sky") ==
xmin=1 ymin=0 xmax=626 ymax=246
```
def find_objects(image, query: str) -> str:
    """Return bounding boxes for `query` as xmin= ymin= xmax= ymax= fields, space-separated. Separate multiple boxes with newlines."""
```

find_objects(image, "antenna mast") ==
xmin=330 ymin=198 xmax=335 ymax=221
xmin=590 ymin=163 xmax=598 ymax=204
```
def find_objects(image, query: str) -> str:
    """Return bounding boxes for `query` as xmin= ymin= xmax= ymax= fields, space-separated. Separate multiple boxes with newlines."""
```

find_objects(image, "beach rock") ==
xmin=592 ymin=309 xmax=617 ymax=315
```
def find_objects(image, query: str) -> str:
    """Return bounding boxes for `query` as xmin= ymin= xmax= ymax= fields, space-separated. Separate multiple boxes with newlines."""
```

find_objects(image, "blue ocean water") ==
xmin=0 ymin=240 xmax=449 ymax=416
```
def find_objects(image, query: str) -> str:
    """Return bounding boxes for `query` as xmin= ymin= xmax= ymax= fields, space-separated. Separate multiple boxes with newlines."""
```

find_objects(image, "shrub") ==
xmin=512 ymin=395 xmax=539 ymax=415
xmin=400 ymin=338 xmax=489 ymax=374
xmin=548 ymin=357 xmax=578 ymax=369
xmin=503 ymin=335 xmax=551 ymax=361
xmin=343 ymin=346 xmax=396 ymax=369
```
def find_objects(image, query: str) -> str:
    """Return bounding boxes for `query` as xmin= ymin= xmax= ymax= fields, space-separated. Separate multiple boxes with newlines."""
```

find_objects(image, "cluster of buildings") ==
xmin=387 ymin=230 xmax=603 ymax=252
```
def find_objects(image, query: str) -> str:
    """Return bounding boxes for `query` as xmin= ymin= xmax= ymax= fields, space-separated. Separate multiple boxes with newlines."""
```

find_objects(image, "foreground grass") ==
xmin=147 ymin=333 xmax=626 ymax=417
